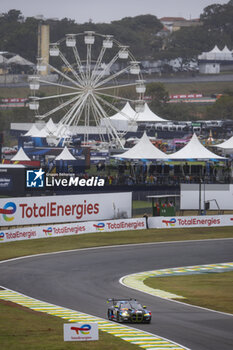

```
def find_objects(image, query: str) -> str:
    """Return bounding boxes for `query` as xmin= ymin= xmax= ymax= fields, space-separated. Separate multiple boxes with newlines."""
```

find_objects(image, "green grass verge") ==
xmin=164 ymin=81 xmax=233 ymax=95
xmin=0 ymin=300 xmax=138 ymax=350
xmin=144 ymin=271 xmax=233 ymax=314
xmin=0 ymin=226 xmax=233 ymax=261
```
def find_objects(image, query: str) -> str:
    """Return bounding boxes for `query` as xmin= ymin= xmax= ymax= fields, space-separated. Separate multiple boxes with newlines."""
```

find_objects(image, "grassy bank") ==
xmin=1 ymin=80 xmax=233 ymax=97
xmin=145 ymin=271 xmax=233 ymax=314
xmin=0 ymin=300 xmax=137 ymax=350
xmin=0 ymin=226 xmax=233 ymax=261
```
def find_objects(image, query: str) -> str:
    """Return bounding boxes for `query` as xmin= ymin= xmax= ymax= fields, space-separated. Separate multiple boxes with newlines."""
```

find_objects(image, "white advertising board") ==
xmin=148 ymin=215 xmax=233 ymax=229
xmin=0 ymin=217 xmax=146 ymax=243
xmin=181 ymin=184 xmax=233 ymax=210
xmin=0 ymin=192 xmax=132 ymax=227
xmin=64 ymin=323 xmax=98 ymax=341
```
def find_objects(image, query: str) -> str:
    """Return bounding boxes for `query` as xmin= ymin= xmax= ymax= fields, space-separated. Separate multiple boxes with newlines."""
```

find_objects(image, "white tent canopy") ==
xmin=55 ymin=146 xmax=76 ymax=160
xmin=24 ymin=124 xmax=39 ymax=137
xmin=114 ymin=132 xmax=167 ymax=160
xmin=36 ymin=128 xmax=49 ymax=138
xmin=135 ymin=103 xmax=168 ymax=122
xmin=215 ymin=136 xmax=233 ymax=152
xmin=100 ymin=102 xmax=137 ymax=131
xmin=7 ymin=54 xmax=34 ymax=66
xmin=45 ymin=118 xmax=57 ymax=133
xmin=169 ymin=133 xmax=225 ymax=160
xmin=11 ymin=147 xmax=31 ymax=161
xmin=110 ymin=102 xmax=137 ymax=121
xmin=198 ymin=45 xmax=233 ymax=61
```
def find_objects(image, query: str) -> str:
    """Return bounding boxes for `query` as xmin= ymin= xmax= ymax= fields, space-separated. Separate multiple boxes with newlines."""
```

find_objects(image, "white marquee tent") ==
xmin=7 ymin=54 xmax=34 ymax=66
xmin=135 ymin=103 xmax=168 ymax=122
xmin=55 ymin=146 xmax=76 ymax=160
xmin=45 ymin=118 xmax=57 ymax=133
xmin=114 ymin=132 xmax=167 ymax=160
xmin=198 ymin=45 xmax=233 ymax=61
xmin=100 ymin=102 xmax=137 ymax=131
xmin=214 ymin=136 xmax=233 ymax=152
xmin=168 ymin=133 xmax=225 ymax=160
xmin=11 ymin=147 xmax=31 ymax=161
xmin=24 ymin=124 xmax=40 ymax=137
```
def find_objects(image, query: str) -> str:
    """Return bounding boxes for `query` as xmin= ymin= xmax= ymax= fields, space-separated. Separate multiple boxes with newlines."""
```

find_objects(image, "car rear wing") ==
xmin=107 ymin=298 xmax=135 ymax=304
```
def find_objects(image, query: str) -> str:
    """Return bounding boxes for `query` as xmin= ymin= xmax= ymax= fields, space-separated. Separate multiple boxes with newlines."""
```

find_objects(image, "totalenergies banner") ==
xmin=0 ymin=217 xmax=146 ymax=243
xmin=148 ymin=215 xmax=233 ymax=229
xmin=0 ymin=192 xmax=132 ymax=227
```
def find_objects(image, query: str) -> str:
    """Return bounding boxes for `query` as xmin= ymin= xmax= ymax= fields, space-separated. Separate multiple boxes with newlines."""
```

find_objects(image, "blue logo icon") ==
xmin=0 ymin=232 xmax=5 ymax=241
xmin=26 ymin=169 xmax=45 ymax=188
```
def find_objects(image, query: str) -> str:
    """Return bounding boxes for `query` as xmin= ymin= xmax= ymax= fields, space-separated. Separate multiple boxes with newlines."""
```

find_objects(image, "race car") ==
xmin=107 ymin=298 xmax=151 ymax=323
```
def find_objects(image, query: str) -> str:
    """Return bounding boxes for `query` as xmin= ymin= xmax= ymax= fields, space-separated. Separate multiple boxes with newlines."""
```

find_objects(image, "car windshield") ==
xmin=119 ymin=301 xmax=142 ymax=309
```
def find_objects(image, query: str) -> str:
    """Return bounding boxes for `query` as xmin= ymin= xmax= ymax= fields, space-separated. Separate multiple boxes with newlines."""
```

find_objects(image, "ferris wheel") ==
xmin=28 ymin=31 xmax=146 ymax=148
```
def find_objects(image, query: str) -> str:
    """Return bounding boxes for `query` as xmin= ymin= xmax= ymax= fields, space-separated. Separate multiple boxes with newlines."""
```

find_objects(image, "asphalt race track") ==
xmin=0 ymin=238 xmax=233 ymax=350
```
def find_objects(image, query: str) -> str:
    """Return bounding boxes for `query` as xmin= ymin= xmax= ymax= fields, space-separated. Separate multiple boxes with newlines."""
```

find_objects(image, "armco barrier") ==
xmin=0 ymin=217 xmax=146 ymax=243
xmin=148 ymin=215 xmax=233 ymax=229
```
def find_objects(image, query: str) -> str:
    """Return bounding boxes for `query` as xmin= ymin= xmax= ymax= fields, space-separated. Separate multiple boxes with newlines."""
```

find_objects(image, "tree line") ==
xmin=0 ymin=2 xmax=233 ymax=63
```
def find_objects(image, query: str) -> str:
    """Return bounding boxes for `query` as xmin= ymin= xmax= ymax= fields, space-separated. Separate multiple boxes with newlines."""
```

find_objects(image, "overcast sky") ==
xmin=0 ymin=0 xmax=229 ymax=23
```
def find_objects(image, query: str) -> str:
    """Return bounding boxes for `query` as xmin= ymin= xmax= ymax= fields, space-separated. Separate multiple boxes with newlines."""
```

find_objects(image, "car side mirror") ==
xmin=114 ymin=305 xmax=119 ymax=308
xmin=143 ymin=305 xmax=147 ymax=309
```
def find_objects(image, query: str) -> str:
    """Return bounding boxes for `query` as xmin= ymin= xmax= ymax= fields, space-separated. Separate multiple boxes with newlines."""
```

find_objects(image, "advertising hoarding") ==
xmin=148 ymin=215 xmax=233 ymax=229
xmin=0 ymin=192 xmax=132 ymax=227
xmin=0 ymin=217 xmax=146 ymax=243
xmin=64 ymin=323 xmax=98 ymax=341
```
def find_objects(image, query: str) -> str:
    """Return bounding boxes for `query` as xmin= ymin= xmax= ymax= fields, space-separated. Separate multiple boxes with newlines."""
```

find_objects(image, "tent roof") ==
xmin=135 ymin=103 xmax=168 ymax=122
xmin=46 ymin=118 xmax=57 ymax=133
xmin=55 ymin=146 xmax=76 ymax=160
xmin=209 ymin=45 xmax=222 ymax=53
xmin=110 ymin=102 xmax=136 ymax=121
xmin=36 ymin=128 xmax=49 ymax=138
xmin=7 ymin=54 xmax=34 ymax=66
xmin=222 ymin=45 xmax=232 ymax=53
xmin=215 ymin=136 xmax=233 ymax=150
xmin=114 ymin=132 xmax=167 ymax=160
xmin=24 ymin=124 xmax=39 ymax=137
xmin=11 ymin=147 xmax=31 ymax=161
xmin=169 ymin=133 xmax=225 ymax=160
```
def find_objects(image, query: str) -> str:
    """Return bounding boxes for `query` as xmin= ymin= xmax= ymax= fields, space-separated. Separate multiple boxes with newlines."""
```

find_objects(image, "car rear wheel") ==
xmin=107 ymin=310 xmax=112 ymax=320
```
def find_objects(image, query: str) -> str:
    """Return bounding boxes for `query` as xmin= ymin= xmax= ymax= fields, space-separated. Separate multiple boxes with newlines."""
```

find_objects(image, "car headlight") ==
xmin=121 ymin=311 xmax=130 ymax=316
xmin=144 ymin=313 xmax=151 ymax=316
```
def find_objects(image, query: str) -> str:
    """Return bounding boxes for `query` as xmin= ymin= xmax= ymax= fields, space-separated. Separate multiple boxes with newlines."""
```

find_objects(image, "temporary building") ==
xmin=45 ymin=118 xmax=57 ymax=133
xmin=35 ymin=128 xmax=49 ymax=138
xmin=168 ymin=133 xmax=225 ymax=160
xmin=24 ymin=124 xmax=40 ymax=137
xmin=198 ymin=45 xmax=233 ymax=61
xmin=100 ymin=102 xmax=137 ymax=131
xmin=135 ymin=103 xmax=168 ymax=122
xmin=11 ymin=147 xmax=31 ymax=161
xmin=7 ymin=54 xmax=34 ymax=66
xmin=114 ymin=132 xmax=167 ymax=160
xmin=55 ymin=146 xmax=76 ymax=160
xmin=214 ymin=136 xmax=233 ymax=153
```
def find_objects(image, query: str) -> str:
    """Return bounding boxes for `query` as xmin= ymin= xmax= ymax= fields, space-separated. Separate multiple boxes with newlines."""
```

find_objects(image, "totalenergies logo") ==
xmin=0 ymin=232 xmax=5 ymax=241
xmin=43 ymin=227 xmax=53 ymax=236
xmin=0 ymin=202 xmax=17 ymax=221
xmin=162 ymin=218 xmax=176 ymax=227
xmin=71 ymin=324 xmax=91 ymax=335
xmin=93 ymin=222 xmax=105 ymax=231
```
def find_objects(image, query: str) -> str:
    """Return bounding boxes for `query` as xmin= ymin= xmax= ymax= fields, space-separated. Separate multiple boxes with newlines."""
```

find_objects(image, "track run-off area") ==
xmin=0 ymin=238 xmax=233 ymax=350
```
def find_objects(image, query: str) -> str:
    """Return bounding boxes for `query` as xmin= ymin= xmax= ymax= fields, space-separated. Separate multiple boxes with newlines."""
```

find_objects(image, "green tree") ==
xmin=206 ymin=95 xmax=233 ymax=120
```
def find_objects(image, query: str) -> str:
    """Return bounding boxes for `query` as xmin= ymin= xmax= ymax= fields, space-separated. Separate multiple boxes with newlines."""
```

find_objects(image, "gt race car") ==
xmin=107 ymin=298 xmax=151 ymax=323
